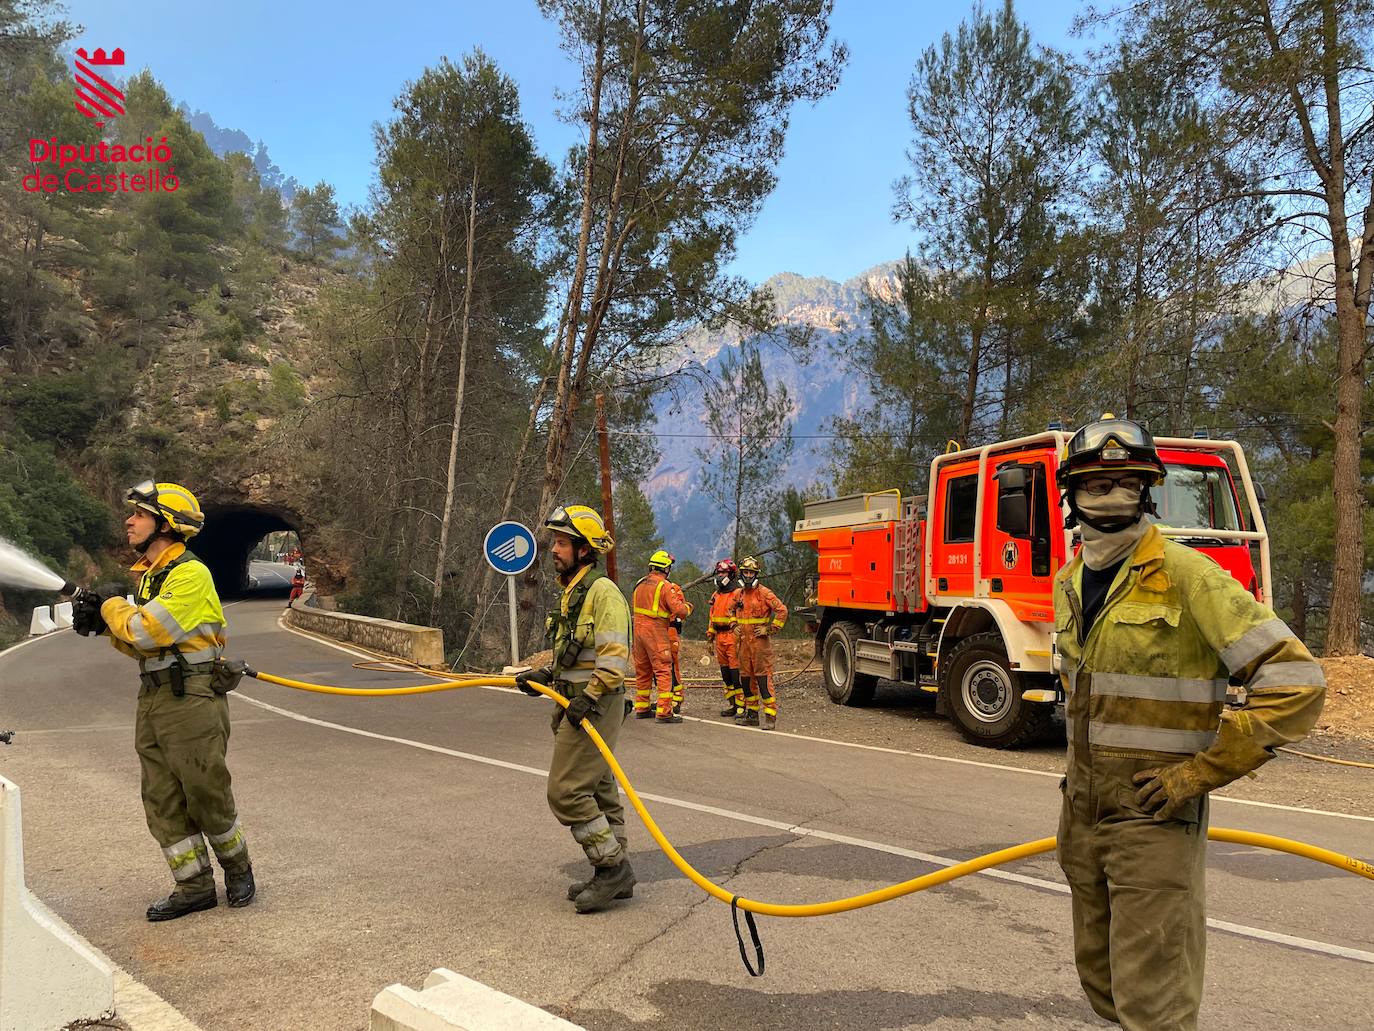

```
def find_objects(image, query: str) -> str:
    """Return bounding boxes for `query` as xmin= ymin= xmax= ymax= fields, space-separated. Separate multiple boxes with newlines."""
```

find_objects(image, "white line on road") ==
xmin=232 ymin=690 xmax=1374 ymax=966
xmin=270 ymin=615 xmax=1374 ymax=826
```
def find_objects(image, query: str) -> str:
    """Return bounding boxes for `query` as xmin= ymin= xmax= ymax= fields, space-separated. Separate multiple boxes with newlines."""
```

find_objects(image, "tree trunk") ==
xmin=1290 ymin=571 xmax=1309 ymax=644
xmin=430 ymin=167 xmax=481 ymax=622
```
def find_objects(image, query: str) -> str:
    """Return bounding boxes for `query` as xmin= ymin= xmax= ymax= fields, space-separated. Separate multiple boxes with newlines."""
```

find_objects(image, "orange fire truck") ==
xmin=792 ymin=430 xmax=1270 ymax=748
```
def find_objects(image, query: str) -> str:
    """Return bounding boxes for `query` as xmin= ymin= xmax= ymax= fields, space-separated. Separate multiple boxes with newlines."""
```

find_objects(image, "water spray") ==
xmin=0 ymin=538 xmax=74 ymax=594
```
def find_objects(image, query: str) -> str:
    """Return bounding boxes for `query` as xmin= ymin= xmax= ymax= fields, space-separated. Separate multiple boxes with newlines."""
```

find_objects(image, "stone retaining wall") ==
xmin=286 ymin=596 xmax=445 ymax=668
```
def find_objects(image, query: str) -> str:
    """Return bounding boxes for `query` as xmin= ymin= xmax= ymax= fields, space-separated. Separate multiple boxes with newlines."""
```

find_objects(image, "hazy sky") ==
xmin=68 ymin=1 xmax=1087 ymax=284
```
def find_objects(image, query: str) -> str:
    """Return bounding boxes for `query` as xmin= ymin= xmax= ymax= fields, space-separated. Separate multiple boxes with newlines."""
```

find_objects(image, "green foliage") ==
xmin=0 ymin=361 xmax=133 ymax=451
xmin=266 ymin=361 xmax=305 ymax=412
xmin=0 ymin=428 xmax=113 ymax=567
xmin=290 ymin=182 xmax=342 ymax=261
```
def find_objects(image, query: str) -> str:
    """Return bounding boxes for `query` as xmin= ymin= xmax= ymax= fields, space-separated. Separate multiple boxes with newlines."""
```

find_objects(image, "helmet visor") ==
xmin=126 ymin=479 xmax=157 ymax=506
xmin=1074 ymin=420 xmax=1152 ymax=457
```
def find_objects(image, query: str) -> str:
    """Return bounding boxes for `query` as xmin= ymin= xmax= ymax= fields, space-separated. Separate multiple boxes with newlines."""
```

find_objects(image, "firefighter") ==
xmin=730 ymin=556 xmax=787 ymax=730
xmin=630 ymin=549 xmax=693 ymax=724
xmin=707 ymin=559 xmax=744 ymax=717
xmin=514 ymin=504 xmax=635 ymax=913
xmin=1053 ymin=416 xmax=1325 ymax=1030
xmin=73 ymin=480 xmax=255 ymax=921
xmin=667 ymin=613 xmax=686 ymax=715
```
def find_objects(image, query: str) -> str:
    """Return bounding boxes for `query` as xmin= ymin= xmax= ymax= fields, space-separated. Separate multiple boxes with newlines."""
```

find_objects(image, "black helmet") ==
xmin=1055 ymin=416 xmax=1166 ymax=490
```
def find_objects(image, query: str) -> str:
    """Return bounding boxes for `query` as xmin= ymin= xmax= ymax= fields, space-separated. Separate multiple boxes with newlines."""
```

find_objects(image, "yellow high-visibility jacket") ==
xmin=1054 ymin=523 xmax=1325 ymax=788
xmin=101 ymin=543 xmax=226 ymax=673
xmin=550 ymin=565 xmax=630 ymax=702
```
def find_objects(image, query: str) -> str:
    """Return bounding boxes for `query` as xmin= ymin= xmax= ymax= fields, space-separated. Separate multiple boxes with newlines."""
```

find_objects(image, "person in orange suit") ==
xmin=706 ymin=559 xmax=744 ymax=718
xmin=730 ymin=556 xmax=787 ymax=730
xmin=631 ymin=550 xmax=693 ymax=724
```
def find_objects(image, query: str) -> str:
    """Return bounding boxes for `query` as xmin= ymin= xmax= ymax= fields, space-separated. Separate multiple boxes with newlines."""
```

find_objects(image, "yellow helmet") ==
xmin=739 ymin=556 xmax=761 ymax=576
xmin=542 ymin=503 xmax=614 ymax=553
xmin=648 ymin=549 xmax=674 ymax=572
xmin=125 ymin=479 xmax=205 ymax=539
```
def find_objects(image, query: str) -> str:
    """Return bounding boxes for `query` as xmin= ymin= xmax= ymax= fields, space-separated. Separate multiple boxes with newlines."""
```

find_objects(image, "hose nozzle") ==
xmin=60 ymin=580 xmax=81 ymax=597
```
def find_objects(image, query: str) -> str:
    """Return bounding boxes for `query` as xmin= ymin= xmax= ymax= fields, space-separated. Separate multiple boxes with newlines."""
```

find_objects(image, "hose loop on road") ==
xmin=245 ymin=667 xmax=1374 ymax=967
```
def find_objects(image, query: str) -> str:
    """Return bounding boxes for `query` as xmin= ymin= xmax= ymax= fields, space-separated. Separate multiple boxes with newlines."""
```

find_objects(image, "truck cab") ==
xmin=794 ymin=431 xmax=1269 ymax=748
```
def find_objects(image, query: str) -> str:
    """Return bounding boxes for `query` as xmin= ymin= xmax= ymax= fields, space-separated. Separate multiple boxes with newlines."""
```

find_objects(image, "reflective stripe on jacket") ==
xmin=1054 ymin=523 xmax=1325 ymax=785
xmin=554 ymin=565 xmax=631 ymax=701
xmin=731 ymin=585 xmax=787 ymax=631
xmin=709 ymin=588 xmax=739 ymax=634
xmin=632 ymin=572 xmax=691 ymax=623
xmin=101 ymin=543 xmax=226 ymax=672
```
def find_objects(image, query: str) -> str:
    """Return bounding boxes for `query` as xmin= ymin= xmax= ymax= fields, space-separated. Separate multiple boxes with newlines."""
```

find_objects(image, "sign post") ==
xmin=483 ymin=521 xmax=539 ymax=668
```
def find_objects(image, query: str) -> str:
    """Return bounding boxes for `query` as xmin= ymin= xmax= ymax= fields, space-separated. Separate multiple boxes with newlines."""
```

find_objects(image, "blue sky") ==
xmin=68 ymin=1 xmax=1087 ymax=285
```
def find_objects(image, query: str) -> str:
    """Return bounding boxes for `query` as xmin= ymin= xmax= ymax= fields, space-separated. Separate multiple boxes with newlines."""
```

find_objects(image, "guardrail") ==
xmin=285 ymin=594 xmax=446 ymax=668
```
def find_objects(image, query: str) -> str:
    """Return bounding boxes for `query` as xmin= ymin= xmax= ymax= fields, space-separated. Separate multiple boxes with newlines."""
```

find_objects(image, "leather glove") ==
xmin=1132 ymin=762 xmax=1206 ymax=821
xmin=705 ymin=628 xmax=717 ymax=641
xmin=514 ymin=667 xmax=552 ymax=697
xmin=752 ymin=625 xmax=770 ymax=639
xmin=71 ymin=591 xmax=107 ymax=637
xmin=565 ymin=693 xmax=599 ymax=727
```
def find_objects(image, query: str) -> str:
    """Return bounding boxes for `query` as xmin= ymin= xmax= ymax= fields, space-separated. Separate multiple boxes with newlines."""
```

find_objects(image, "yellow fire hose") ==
xmin=247 ymin=667 xmax=1374 ymax=973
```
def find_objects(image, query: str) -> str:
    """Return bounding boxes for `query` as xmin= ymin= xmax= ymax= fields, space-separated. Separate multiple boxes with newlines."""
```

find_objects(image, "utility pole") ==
xmin=596 ymin=393 xmax=617 ymax=582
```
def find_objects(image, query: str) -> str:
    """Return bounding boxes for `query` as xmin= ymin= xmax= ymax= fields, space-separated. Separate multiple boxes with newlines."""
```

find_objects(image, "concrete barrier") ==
xmin=28 ymin=607 xmax=56 ymax=636
xmin=51 ymin=602 xmax=73 ymax=630
xmin=286 ymin=596 xmax=445 ymax=668
xmin=370 ymin=968 xmax=583 ymax=1031
xmin=0 ymin=776 xmax=114 ymax=1030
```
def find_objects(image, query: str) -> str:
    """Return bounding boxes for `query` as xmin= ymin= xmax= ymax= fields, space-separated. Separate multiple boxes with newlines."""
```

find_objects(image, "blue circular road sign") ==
xmin=483 ymin=521 xmax=538 ymax=575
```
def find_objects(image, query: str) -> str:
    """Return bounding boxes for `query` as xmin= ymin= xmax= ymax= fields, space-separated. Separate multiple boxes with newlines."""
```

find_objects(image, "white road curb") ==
xmin=0 ymin=775 xmax=113 ymax=1030
xmin=371 ymin=968 xmax=584 ymax=1031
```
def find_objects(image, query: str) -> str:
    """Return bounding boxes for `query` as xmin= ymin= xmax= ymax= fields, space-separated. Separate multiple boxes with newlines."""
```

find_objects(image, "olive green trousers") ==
xmin=1057 ymin=756 xmax=1208 ymax=1031
xmin=135 ymin=672 xmax=250 ymax=892
xmin=547 ymin=688 xmax=626 ymax=863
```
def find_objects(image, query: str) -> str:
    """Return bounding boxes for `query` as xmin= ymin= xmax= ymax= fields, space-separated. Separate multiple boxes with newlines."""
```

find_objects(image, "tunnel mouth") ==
xmin=189 ymin=503 xmax=299 ymax=599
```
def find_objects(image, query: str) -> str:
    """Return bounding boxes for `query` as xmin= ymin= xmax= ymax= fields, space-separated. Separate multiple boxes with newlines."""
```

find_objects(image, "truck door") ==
xmin=931 ymin=463 xmax=978 ymax=598
xmin=988 ymin=454 xmax=1057 ymax=621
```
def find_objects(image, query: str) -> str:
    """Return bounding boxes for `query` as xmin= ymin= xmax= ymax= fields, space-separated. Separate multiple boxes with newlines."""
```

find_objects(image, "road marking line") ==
xmin=233 ymin=690 xmax=1374 ymax=966
xmin=261 ymin=610 xmax=1374 ymax=826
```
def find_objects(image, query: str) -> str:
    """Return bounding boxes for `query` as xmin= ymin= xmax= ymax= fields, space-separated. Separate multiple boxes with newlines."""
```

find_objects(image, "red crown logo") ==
xmin=74 ymin=46 xmax=126 ymax=128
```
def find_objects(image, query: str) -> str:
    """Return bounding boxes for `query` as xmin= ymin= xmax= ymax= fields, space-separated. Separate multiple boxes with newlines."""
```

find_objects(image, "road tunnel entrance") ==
xmin=190 ymin=504 xmax=298 ymax=598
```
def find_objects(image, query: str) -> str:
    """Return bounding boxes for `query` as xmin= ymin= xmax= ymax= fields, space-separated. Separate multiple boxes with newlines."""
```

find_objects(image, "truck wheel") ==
xmin=822 ymin=621 xmax=877 ymax=706
xmin=942 ymin=632 xmax=1053 ymax=748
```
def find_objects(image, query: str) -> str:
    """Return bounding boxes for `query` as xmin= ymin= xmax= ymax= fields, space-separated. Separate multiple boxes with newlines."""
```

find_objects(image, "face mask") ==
xmin=1074 ymin=485 xmax=1143 ymax=532
xmin=742 ymin=574 xmax=759 ymax=587
xmin=716 ymin=575 xmax=732 ymax=590
xmin=1075 ymin=486 xmax=1149 ymax=570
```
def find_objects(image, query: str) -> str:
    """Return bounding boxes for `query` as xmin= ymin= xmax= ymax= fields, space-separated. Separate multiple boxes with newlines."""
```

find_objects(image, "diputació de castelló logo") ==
xmin=23 ymin=45 xmax=181 ymax=194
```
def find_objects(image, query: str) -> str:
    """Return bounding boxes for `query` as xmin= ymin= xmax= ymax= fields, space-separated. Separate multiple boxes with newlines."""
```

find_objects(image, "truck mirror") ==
xmin=995 ymin=464 xmax=1032 ymax=538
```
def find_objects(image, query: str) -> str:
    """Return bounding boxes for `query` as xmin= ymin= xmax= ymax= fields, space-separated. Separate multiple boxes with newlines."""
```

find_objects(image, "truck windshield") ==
xmin=1154 ymin=465 xmax=1241 ymax=531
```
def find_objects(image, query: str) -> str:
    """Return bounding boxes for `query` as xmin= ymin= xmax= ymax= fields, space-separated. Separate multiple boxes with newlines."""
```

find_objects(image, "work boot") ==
xmin=567 ymin=850 xmax=634 ymax=900
xmin=573 ymin=860 xmax=636 ymax=914
xmin=146 ymin=887 xmax=217 ymax=922
xmin=742 ymin=711 xmax=759 ymax=727
xmin=720 ymin=703 xmax=738 ymax=717
xmin=656 ymin=712 xmax=683 ymax=724
xmin=761 ymin=713 xmax=776 ymax=731
xmin=633 ymin=707 xmax=655 ymax=719
xmin=225 ymin=866 xmax=256 ymax=907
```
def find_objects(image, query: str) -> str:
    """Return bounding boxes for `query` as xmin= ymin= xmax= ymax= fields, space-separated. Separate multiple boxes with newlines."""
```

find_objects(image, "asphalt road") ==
xmin=1 ymin=599 xmax=1371 ymax=1030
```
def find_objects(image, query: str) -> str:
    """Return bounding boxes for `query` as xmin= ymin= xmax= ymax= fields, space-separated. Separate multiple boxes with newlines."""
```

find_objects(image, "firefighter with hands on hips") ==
xmin=1052 ymin=416 xmax=1325 ymax=1031
xmin=729 ymin=556 xmax=787 ymax=729
xmin=70 ymin=480 xmax=256 ymax=921
xmin=630 ymin=549 xmax=693 ymax=724
xmin=513 ymin=504 xmax=636 ymax=913
xmin=707 ymin=558 xmax=745 ymax=718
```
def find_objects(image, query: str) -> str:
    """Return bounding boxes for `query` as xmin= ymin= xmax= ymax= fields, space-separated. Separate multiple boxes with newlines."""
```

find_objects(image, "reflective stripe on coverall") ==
xmin=732 ymin=585 xmax=787 ymax=716
xmin=631 ymin=572 xmax=691 ymax=717
xmin=1054 ymin=524 xmax=1325 ymax=1031
xmin=547 ymin=565 xmax=633 ymax=866
xmin=100 ymin=543 xmax=249 ymax=889
xmin=709 ymin=587 xmax=742 ymax=705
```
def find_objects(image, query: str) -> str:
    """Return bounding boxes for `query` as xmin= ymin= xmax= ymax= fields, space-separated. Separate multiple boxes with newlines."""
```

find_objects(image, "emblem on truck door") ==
xmin=1002 ymin=541 xmax=1019 ymax=570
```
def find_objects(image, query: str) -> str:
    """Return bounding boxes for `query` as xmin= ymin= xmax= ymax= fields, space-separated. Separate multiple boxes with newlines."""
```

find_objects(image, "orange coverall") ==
xmin=707 ymin=586 xmax=742 ymax=708
xmin=731 ymin=585 xmax=787 ymax=717
xmin=631 ymin=572 xmax=692 ymax=717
